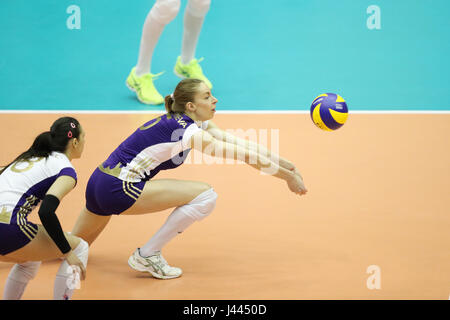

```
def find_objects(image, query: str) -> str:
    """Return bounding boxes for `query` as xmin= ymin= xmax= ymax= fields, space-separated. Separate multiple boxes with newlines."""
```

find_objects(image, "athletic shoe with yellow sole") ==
xmin=126 ymin=67 xmax=164 ymax=105
xmin=128 ymin=249 xmax=183 ymax=279
xmin=173 ymin=56 xmax=212 ymax=89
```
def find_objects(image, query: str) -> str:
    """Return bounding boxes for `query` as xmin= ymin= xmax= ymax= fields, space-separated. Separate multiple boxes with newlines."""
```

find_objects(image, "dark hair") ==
xmin=164 ymin=78 xmax=204 ymax=114
xmin=0 ymin=117 xmax=81 ymax=175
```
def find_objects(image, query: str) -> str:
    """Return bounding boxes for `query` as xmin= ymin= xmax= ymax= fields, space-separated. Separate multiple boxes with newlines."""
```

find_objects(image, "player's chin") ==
xmin=207 ymin=110 xmax=216 ymax=119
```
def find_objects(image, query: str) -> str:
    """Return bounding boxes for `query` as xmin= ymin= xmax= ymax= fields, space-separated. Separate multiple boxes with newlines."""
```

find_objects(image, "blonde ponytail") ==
xmin=164 ymin=79 xmax=204 ymax=114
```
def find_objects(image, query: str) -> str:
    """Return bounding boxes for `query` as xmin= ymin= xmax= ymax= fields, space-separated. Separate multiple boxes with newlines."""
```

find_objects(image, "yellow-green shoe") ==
xmin=126 ymin=67 xmax=165 ymax=105
xmin=173 ymin=57 xmax=212 ymax=89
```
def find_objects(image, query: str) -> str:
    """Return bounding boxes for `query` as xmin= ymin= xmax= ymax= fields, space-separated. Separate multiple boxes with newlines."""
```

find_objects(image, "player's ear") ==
xmin=186 ymin=101 xmax=196 ymax=112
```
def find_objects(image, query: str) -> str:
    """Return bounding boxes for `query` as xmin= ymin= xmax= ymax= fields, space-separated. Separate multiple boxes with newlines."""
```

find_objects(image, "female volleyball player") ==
xmin=0 ymin=117 xmax=89 ymax=300
xmin=126 ymin=0 xmax=213 ymax=105
xmin=72 ymin=79 xmax=307 ymax=279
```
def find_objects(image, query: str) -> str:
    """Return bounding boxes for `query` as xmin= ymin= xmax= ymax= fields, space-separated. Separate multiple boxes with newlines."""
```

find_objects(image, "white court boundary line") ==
xmin=0 ymin=110 xmax=450 ymax=114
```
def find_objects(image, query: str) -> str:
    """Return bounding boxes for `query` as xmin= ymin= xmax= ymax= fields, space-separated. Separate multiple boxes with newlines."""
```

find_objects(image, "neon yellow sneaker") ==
xmin=173 ymin=57 xmax=212 ymax=89
xmin=126 ymin=67 xmax=165 ymax=105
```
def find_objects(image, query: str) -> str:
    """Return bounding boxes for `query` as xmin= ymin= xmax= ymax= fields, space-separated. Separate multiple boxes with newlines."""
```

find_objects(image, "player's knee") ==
xmin=190 ymin=187 xmax=218 ymax=218
xmin=186 ymin=0 xmax=211 ymax=18
xmin=197 ymin=181 xmax=213 ymax=194
xmin=150 ymin=0 xmax=181 ymax=25
xmin=200 ymin=188 xmax=218 ymax=215
xmin=10 ymin=261 xmax=41 ymax=283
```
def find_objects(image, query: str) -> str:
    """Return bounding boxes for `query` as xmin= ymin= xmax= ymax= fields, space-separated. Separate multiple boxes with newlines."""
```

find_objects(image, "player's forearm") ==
xmin=209 ymin=128 xmax=270 ymax=155
xmin=246 ymin=149 xmax=295 ymax=181
xmin=209 ymin=128 xmax=294 ymax=171
xmin=209 ymin=140 xmax=294 ymax=181
xmin=245 ymin=141 xmax=296 ymax=172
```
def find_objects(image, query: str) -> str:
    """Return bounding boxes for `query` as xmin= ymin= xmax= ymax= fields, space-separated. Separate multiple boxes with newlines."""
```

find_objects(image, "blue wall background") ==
xmin=0 ymin=0 xmax=449 ymax=111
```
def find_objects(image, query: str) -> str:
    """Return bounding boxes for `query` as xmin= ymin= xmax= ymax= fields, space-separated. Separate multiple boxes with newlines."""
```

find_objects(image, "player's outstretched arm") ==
xmin=205 ymin=121 xmax=301 ymax=174
xmin=190 ymin=130 xmax=307 ymax=196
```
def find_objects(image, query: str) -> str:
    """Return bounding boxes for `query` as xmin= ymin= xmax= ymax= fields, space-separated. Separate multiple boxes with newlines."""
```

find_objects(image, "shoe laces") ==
xmin=150 ymin=251 xmax=169 ymax=268
xmin=139 ymin=71 xmax=164 ymax=83
xmin=184 ymin=58 xmax=205 ymax=73
xmin=138 ymin=72 xmax=164 ymax=91
xmin=141 ymin=71 xmax=165 ymax=95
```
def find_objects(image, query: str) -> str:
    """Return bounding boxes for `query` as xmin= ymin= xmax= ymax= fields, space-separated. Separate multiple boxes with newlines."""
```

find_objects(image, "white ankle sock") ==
xmin=180 ymin=9 xmax=205 ymax=64
xmin=135 ymin=13 xmax=165 ymax=77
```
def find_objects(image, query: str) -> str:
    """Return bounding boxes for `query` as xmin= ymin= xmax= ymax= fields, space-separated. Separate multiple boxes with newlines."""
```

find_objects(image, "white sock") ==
xmin=139 ymin=206 xmax=197 ymax=257
xmin=3 ymin=278 xmax=27 ymax=300
xmin=140 ymin=188 xmax=217 ymax=257
xmin=3 ymin=261 xmax=41 ymax=300
xmin=135 ymin=13 xmax=165 ymax=77
xmin=53 ymin=261 xmax=75 ymax=300
xmin=180 ymin=9 xmax=206 ymax=64
xmin=53 ymin=240 xmax=89 ymax=300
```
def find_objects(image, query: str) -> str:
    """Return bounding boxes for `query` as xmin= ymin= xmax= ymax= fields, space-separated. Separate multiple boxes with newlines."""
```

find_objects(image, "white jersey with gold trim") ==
xmin=0 ymin=152 xmax=77 ymax=226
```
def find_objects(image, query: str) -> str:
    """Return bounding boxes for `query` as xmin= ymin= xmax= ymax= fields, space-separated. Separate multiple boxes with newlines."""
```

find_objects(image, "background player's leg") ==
xmin=135 ymin=14 xmax=164 ymax=77
xmin=180 ymin=0 xmax=211 ymax=64
xmin=127 ymin=0 xmax=181 ymax=104
xmin=174 ymin=0 xmax=212 ymax=88
xmin=135 ymin=0 xmax=181 ymax=75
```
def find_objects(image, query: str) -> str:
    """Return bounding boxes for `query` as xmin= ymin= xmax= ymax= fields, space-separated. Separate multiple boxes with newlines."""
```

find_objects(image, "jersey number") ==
xmin=10 ymin=158 xmax=43 ymax=173
xmin=139 ymin=116 xmax=162 ymax=131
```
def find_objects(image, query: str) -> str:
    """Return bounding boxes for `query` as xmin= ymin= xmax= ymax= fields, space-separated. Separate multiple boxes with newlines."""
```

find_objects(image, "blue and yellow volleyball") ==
xmin=310 ymin=93 xmax=348 ymax=131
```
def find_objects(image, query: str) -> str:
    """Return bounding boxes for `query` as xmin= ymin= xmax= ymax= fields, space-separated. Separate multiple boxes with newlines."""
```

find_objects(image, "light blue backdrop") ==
xmin=0 ymin=0 xmax=449 ymax=111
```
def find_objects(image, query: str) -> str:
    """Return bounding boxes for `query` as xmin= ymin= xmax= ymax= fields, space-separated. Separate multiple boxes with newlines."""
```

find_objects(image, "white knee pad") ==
xmin=72 ymin=238 xmax=89 ymax=267
xmin=183 ymin=188 xmax=217 ymax=221
xmin=150 ymin=0 xmax=181 ymax=25
xmin=9 ymin=261 xmax=41 ymax=283
xmin=186 ymin=0 xmax=211 ymax=18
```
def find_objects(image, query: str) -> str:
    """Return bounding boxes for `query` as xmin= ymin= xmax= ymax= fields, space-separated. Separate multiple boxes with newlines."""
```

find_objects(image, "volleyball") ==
xmin=310 ymin=93 xmax=348 ymax=131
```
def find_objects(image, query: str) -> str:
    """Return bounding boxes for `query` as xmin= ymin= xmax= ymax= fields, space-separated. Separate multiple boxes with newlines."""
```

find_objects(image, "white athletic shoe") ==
xmin=128 ymin=249 xmax=183 ymax=279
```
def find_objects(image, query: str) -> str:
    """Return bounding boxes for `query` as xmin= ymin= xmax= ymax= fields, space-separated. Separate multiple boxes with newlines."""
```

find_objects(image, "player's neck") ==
xmin=184 ymin=111 xmax=198 ymax=122
xmin=64 ymin=150 xmax=73 ymax=161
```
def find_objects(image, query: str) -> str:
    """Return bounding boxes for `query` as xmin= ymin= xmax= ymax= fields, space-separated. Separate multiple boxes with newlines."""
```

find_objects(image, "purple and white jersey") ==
xmin=0 ymin=152 xmax=77 ymax=229
xmin=99 ymin=113 xmax=208 ymax=182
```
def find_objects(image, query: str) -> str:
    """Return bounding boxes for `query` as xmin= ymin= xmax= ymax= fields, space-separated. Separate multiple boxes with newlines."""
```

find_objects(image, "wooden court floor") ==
xmin=0 ymin=113 xmax=449 ymax=300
